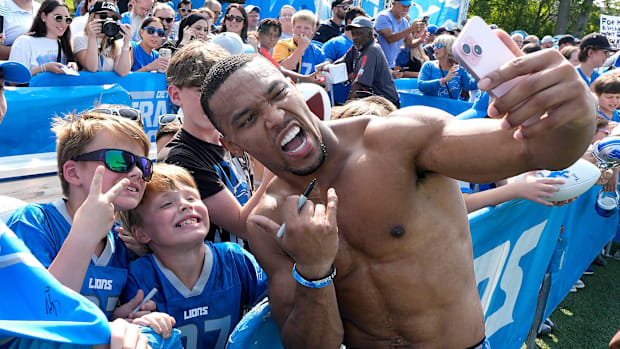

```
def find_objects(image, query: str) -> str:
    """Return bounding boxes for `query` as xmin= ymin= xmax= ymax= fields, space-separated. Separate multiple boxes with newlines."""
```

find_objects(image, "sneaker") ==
xmin=570 ymin=286 xmax=578 ymax=293
xmin=538 ymin=323 xmax=553 ymax=335
xmin=544 ymin=318 xmax=556 ymax=331
xmin=594 ymin=254 xmax=607 ymax=266
xmin=574 ymin=280 xmax=585 ymax=288
xmin=583 ymin=268 xmax=594 ymax=275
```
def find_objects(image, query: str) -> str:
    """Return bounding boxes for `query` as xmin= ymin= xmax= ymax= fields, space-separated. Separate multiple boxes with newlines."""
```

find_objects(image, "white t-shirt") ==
xmin=1 ymin=0 xmax=40 ymax=45
xmin=9 ymin=36 xmax=66 ymax=70
xmin=72 ymin=33 xmax=115 ymax=72
xmin=70 ymin=15 xmax=89 ymax=41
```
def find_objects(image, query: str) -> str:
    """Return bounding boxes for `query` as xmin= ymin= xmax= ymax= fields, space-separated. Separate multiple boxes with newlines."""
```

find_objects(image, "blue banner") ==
xmin=360 ymin=0 xmax=386 ymax=18
xmin=543 ymin=186 xmax=619 ymax=320
xmin=242 ymin=0 xmax=317 ymax=22
xmin=0 ymin=85 xmax=131 ymax=157
xmin=407 ymin=0 xmax=463 ymax=27
xmin=470 ymin=200 xmax=567 ymax=347
xmin=30 ymin=72 xmax=171 ymax=142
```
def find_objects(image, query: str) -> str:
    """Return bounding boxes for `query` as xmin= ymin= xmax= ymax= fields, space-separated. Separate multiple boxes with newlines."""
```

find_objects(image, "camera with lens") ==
xmin=101 ymin=19 xmax=122 ymax=40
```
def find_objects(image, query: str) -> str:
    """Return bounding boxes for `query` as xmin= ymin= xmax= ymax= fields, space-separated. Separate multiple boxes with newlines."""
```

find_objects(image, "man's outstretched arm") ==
xmin=377 ymin=30 xmax=595 ymax=184
xmin=247 ymin=188 xmax=343 ymax=349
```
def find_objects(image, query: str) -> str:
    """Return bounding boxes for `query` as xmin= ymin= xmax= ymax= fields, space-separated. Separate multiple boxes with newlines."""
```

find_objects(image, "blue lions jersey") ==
xmin=122 ymin=242 xmax=268 ymax=349
xmin=0 ymin=221 xmax=110 ymax=348
xmin=6 ymin=199 xmax=130 ymax=319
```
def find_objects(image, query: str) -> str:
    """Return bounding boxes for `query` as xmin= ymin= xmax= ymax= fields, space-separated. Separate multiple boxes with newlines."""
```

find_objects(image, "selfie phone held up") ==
xmin=451 ymin=16 xmax=524 ymax=98
xmin=0 ymin=15 xmax=4 ymax=35
xmin=421 ymin=15 xmax=429 ymax=24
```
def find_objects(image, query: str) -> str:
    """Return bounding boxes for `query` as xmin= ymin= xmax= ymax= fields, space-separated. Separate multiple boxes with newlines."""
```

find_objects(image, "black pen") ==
xmin=277 ymin=178 xmax=317 ymax=238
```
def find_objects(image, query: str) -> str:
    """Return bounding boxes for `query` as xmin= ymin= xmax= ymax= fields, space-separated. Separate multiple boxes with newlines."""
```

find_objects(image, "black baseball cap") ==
xmin=558 ymin=35 xmax=575 ymax=46
xmin=345 ymin=16 xmax=372 ymax=30
xmin=89 ymin=1 xmax=118 ymax=13
xmin=332 ymin=0 xmax=352 ymax=8
xmin=580 ymin=33 xmax=616 ymax=51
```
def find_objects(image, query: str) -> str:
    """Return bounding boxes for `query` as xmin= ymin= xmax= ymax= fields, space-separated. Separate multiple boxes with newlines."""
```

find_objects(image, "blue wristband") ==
xmin=292 ymin=263 xmax=336 ymax=289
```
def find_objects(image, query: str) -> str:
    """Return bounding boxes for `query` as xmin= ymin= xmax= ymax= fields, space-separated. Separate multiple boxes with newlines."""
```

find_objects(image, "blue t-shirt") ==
xmin=417 ymin=61 xmax=477 ymax=100
xmin=576 ymin=66 xmax=600 ymax=86
xmin=598 ymin=108 xmax=620 ymax=122
xmin=122 ymin=242 xmax=267 ymax=349
xmin=299 ymin=43 xmax=326 ymax=75
xmin=130 ymin=41 xmax=159 ymax=71
xmin=323 ymin=34 xmax=353 ymax=105
xmin=374 ymin=9 xmax=410 ymax=68
xmin=6 ymin=199 xmax=130 ymax=319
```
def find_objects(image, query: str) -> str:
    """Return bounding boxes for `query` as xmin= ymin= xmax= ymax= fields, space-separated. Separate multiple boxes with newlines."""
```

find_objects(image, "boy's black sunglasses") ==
xmin=73 ymin=149 xmax=153 ymax=182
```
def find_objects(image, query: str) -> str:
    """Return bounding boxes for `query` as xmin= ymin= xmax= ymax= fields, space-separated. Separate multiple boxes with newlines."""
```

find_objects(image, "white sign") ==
xmin=601 ymin=14 xmax=620 ymax=50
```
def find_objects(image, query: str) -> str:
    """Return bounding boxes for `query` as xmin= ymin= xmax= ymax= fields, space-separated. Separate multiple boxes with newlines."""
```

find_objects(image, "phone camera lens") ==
xmin=462 ymin=43 xmax=471 ymax=55
xmin=473 ymin=44 xmax=482 ymax=56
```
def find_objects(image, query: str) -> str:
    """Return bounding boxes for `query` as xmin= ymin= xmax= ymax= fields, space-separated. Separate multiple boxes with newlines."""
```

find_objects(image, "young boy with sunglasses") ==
xmin=119 ymin=162 xmax=267 ymax=349
xmin=5 ymin=113 xmax=164 ymax=322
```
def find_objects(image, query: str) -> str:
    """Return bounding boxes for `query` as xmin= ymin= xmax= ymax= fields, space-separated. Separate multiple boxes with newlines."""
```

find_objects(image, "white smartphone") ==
xmin=452 ymin=16 xmax=524 ymax=98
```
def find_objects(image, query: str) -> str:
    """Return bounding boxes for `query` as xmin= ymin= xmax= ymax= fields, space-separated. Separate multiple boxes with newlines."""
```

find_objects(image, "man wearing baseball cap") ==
xmin=374 ymin=0 xmax=426 ymax=68
xmin=245 ymin=5 xmax=260 ymax=32
xmin=313 ymin=0 xmax=352 ymax=43
xmin=577 ymin=33 xmax=616 ymax=85
xmin=335 ymin=16 xmax=400 ymax=107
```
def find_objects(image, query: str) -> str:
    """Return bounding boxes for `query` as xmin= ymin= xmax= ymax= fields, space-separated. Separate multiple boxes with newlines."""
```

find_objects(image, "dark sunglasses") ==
xmin=159 ymin=113 xmax=184 ymax=125
xmin=144 ymin=26 xmax=166 ymax=37
xmin=179 ymin=8 xmax=191 ymax=13
xmin=54 ymin=15 xmax=73 ymax=24
xmin=433 ymin=42 xmax=443 ymax=49
xmin=157 ymin=16 xmax=174 ymax=23
xmin=96 ymin=13 xmax=112 ymax=20
xmin=73 ymin=149 xmax=153 ymax=182
xmin=89 ymin=107 xmax=141 ymax=122
xmin=225 ymin=14 xmax=244 ymax=23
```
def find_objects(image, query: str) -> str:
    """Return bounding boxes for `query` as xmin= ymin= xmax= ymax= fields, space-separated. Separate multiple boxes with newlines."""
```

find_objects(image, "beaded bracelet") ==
xmin=292 ymin=263 xmax=336 ymax=289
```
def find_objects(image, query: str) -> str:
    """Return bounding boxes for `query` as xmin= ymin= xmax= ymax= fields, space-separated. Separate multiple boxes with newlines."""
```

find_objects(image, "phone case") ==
xmin=452 ymin=16 xmax=524 ymax=98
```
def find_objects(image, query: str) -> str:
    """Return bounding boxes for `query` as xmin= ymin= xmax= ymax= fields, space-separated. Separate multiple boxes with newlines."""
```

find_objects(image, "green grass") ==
xmin=531 ymin=244 xmax=620 ymax=349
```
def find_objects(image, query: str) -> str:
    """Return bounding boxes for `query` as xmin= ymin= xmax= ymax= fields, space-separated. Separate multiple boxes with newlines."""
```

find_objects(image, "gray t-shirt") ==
xmin=340 ymin=41 xmax=400 ymax=108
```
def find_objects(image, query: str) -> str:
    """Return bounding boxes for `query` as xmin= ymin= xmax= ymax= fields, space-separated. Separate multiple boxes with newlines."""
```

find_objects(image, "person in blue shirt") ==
xmin=417 ymin=34 xmax=477 ymax=100
xmin=576 ymin=33 xmax=615 ymax=86
xmin=373 ymin=0 xmax=425 ymax=68
xmin=592 ymin=73 xmax=620 ymax=122
xmin=131 ymin=17 xmax=168 ymax=72
xmin=119 ymin=163 xmax=268 ymax=349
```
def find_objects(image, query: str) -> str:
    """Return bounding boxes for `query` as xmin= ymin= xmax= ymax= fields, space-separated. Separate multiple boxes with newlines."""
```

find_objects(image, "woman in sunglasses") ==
xmin=418 ymin=34 xmax=477 ymax=100
xmin=131 ymin=17 xmax=169 ymax=72
xmin=221 ymin=3 xmax=248 ymax=42
xmin=9 ymin=0 xmax=77 ymax=77
xmin=161 ymin=13 xmax=210 ymax=54
xmin=73 ymin=0 xmax=133 ymax=76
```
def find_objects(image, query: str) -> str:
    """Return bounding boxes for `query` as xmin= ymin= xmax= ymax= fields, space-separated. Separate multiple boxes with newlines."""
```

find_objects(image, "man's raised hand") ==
xmin=249 ymin=188 xmax=339 ymax=279
xmin=72 ymin=166 xmax=130 ymax=242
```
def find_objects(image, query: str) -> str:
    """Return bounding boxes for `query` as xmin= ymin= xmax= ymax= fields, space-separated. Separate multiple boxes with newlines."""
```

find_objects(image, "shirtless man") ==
xmin=199 ymin=32 xmax=596 ymax=348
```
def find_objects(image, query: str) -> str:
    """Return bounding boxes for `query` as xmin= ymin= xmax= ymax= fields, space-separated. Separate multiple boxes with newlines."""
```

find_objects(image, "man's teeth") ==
xmin=126 ymin=186 xmax=137 ymax=192
xmin=177 ymin=218 xmax=198 ymax=227
xmin=281 ymin=126 xmax=300 ymax=148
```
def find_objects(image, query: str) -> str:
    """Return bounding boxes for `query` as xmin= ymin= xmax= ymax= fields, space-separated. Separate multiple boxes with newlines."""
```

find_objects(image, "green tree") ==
xmin=468 ymin=0 xmax=620 ymax=38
